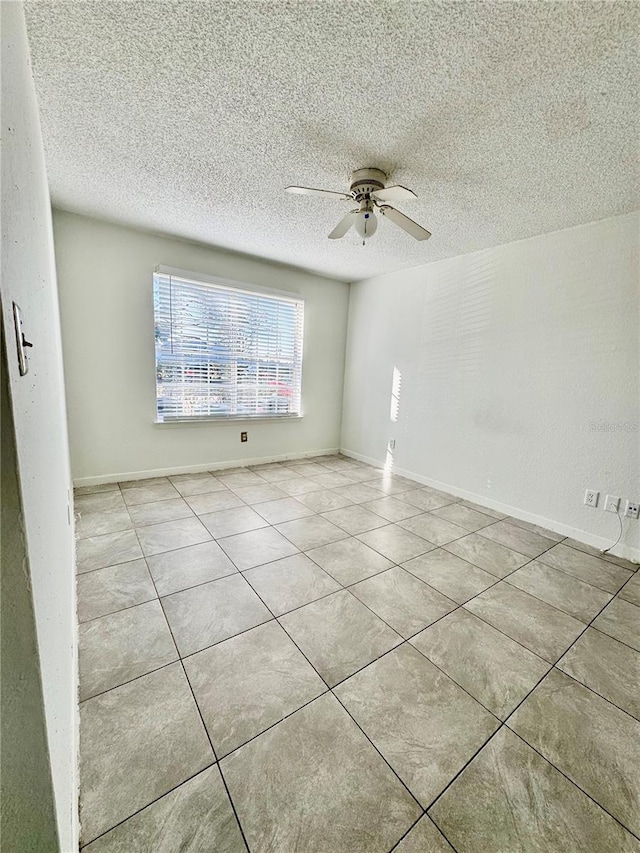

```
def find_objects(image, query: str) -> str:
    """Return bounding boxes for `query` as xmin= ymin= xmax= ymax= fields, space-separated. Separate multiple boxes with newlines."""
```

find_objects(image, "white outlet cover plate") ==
xmin=584 ymin=489 xmax=599 ymax=507
xmin=624 ymin=500 xmax=639 ymax=519
xmin=604 ymin=495 xmax=620 ymax=513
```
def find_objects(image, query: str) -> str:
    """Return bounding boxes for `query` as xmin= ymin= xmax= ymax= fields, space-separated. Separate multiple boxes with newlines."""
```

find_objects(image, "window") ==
xmin=153 ymin=268 xmax=304 ymax=422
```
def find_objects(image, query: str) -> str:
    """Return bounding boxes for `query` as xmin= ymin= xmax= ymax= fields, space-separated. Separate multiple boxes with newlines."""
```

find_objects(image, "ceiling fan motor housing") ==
xmin=349 ymin=168 xmax=387 ymax=201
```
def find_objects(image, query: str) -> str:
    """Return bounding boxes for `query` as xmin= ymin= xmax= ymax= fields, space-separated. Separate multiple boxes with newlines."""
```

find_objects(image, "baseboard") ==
xmin=72 ymin=447 xmax=340 ymax=487
xmin=341 ymin=448 xmax=640 ymax=564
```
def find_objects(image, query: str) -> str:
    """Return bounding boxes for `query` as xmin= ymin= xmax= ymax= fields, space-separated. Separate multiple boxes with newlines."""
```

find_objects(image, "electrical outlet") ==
xmin=624 ymin=500 xmax=639 ymax=520
xmin=388 ymin=438 xmax=396 ymax=450
xmin=604 ymin=494 xmax=620 ymax=513
xmin=584 ymin=489 xmax=599 ymax=507
xmin=240 ymin=431 xmax=247 ymax=443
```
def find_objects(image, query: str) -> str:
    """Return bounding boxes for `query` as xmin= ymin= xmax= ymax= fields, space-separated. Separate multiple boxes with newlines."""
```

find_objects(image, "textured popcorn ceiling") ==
xmin=25 ymin=1 xmax=639 ymax=281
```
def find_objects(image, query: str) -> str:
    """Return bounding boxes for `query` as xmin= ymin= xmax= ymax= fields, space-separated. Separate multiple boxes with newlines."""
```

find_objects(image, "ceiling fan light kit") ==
xmin=285 ymin=168 xmax=432 ymax=245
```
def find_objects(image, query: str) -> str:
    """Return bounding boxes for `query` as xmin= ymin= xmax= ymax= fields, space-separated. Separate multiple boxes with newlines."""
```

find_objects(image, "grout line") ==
xmin=552 ymin=666 xmax=640 ymax=723
xmin=385 ymin=813 xmax=427 ymax=853
xmin=134 ymin=533 xmax=253 ymax=853
xmin=388 ymin=813 xmax=460 ymax=853
xmin=502 ymin=727 xmax=640 ymax=843
xmin=77 ymin=760 xmax=218 ymax=849
xmin=210 ymin=561 xmax=430 ymax=820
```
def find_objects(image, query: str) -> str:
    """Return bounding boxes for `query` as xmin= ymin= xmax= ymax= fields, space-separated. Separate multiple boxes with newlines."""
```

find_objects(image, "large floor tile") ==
xmin=361 ymin=496 xmax=422 ymax=523
xmin=464 ymin=582 xmax=584 ymax=662
xmin=243 ymin=553 xmax=340 ymax=616
xmin=309 ymin=472 xmax=357 ymax=489
xmin=146 ymin=540 xmax=237 ymax=597
xmin=341 ymin=465 xmax=385 ymax=483
xmin=279 ymin=590 xmax=402 ymax=686
xmin=258 ymin=466 xmax=304 ymax=482
xmin=322 ymin=504 xmax=388 ymax=535
xmin=185 ymin=621 xmax=325 ymax=758
xmin=199 ymin=505 xmax=269 ymax=539
xmin=220 ymin=693 xmax=421 ymax=853
xmin=285 ymin=461 xmax=331 ymax=477
xmin=136 ymin=517 xmax=212 ymax=557
xmin=75 ymin=508 xmax=133 ymax=540
xmin=127 ymin=497 xmax=194 ymax=527
xmin=320 ymin=458 xmax=363 ymax=473
xmin=75 ymin=490 xmax=126 ymax=514
xmin=218 ymin=526 xmax=299 ymax=570
xmin=276 ymin=476 xmax=327 ymax=496
xmin=508 ymin=669 xmax=640 ymax=836
xmin=593 ymin=597 xmax=640 ymax=651
xmin=444 ymin=532 xmax=529 ymax=578
xmin=431 ymin=503 xmax=496 ymax=531
xmin=83 ymin=765 xmax=246 ymax=853
xmin=253 ymin=496 xmax=315 ymax=524
xmin=371 ymin=476 xmax=419 ymax=497
xmin=295 ymin=488 xmax=354 ymax=511
xmin=558 ymin=627 xmax=640 ymax=719
xmin=402 ymin=549 xmax=496 ymax=603
xmin=478 ymin=520 xmax=557 ymax=558
xmin=358 ymin=524 xmax=436 ymax=563
xmin=620 ymin=572 xmax=640 ymax=606
xmin=184 ymin=489 xmax=244 ymax=515
xmin=399 ymin=513 xmax=468 ymax=546
xmin=411 ymin=608 xmax=549 ymax=718
xmin=429 ymin=726 xmax=639 ymax=853
xmin=76 ymin=530 xmax=143 ymax=574
xmin=330 ymin=483 xmax=385 ymax=504
xmin=217 ymin=471 xmax=265 ymax=489
xmin=276 ymin=515 xmax=349 ymax=550
xmin=77 ymin=560 xmax=156 ymax=623
xmin=350 ymin=567 xmax=456 ymax=638
xmin=79 ymin=600 xmax=178 ymax=700
xmin=162 ymin=574 xmax=272 ymax=656
xmin=537 ymin=542 xmax=633 ymax=593
xmin=335 ymin=644 xmax=498 ymax=806
xmin=79 ymin=663 xmax=213 ymax=845
xmin=400 ymin=489 xmax=457 ymax=511
xmin=393 ymin=817 xmax=454 ymax=852
xmin=121 ymin=482 xmax=179 ymax=505
xmin=506 ymin=560 xmax=612 ymax=622
xmin=226 ymin=482 xmax=287 ymax=504
xmin=306 ymin=536 xmax=393 ymax=585
xmin=169 ymin=472 xmax=228 ymax=497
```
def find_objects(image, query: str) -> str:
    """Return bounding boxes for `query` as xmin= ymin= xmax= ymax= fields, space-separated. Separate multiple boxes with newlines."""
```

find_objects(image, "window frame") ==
xmin=153 ymin=265 xmax=305 ymax=425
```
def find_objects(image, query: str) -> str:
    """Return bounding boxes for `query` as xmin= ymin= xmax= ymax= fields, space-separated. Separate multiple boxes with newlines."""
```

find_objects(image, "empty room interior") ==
xmin=3 ymin=1 xmax=640 ymax=852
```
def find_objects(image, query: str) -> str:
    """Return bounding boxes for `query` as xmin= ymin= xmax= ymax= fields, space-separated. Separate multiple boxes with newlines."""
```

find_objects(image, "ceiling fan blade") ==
xmin=328 ymin=210 xmax=358 ymax=239
xmin=379 ymin=205 xmax=431 ymax=241
xmin=285 ymin=185 xmax=351 ymax=201
xmin=371 ymin=185 xmax=417 ymax=203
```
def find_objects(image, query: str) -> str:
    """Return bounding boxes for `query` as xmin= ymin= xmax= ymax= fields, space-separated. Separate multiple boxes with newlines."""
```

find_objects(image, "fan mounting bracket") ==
xmin=349 ymin=167 xmax=387 ymax=202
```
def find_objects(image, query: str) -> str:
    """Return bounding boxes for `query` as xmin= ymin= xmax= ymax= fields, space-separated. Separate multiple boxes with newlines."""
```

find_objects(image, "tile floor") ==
xmin=75 ymin=456 xmax=640 ymax=852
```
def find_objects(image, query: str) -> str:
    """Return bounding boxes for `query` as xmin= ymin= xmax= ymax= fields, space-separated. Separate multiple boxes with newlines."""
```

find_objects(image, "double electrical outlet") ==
xmin=584 ymin=489 xmax=639 ymax=519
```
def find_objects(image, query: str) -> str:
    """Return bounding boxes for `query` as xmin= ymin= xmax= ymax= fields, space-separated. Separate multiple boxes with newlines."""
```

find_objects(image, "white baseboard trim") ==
xmin=341 ymin=448 xmax=640 ymax=564
xmin=73 ymin=447 xmax=341 ymax=487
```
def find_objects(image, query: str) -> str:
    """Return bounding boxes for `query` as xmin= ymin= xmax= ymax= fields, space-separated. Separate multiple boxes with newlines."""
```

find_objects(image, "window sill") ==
xmin=154 ymin=414 xmax=304 ymax=427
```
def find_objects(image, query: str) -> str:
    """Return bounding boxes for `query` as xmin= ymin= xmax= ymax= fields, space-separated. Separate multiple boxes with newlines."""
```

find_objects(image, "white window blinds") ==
xmin=153 ymin=270 xmax=304 ymax=422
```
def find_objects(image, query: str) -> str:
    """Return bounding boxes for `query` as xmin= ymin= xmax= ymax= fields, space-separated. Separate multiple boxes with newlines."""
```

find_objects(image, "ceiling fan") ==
xmin=285 ymin=168 xmax=431 ymax=243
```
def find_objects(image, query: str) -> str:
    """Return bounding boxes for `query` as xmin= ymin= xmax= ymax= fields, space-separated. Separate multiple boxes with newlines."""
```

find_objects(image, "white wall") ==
xmin=53 ymin=211 xmax=350 ymax=483
xmin=342 ymin=213 xmax=640 ymax=561
xmin=1 ymin=4 xmax=78 ymax=849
